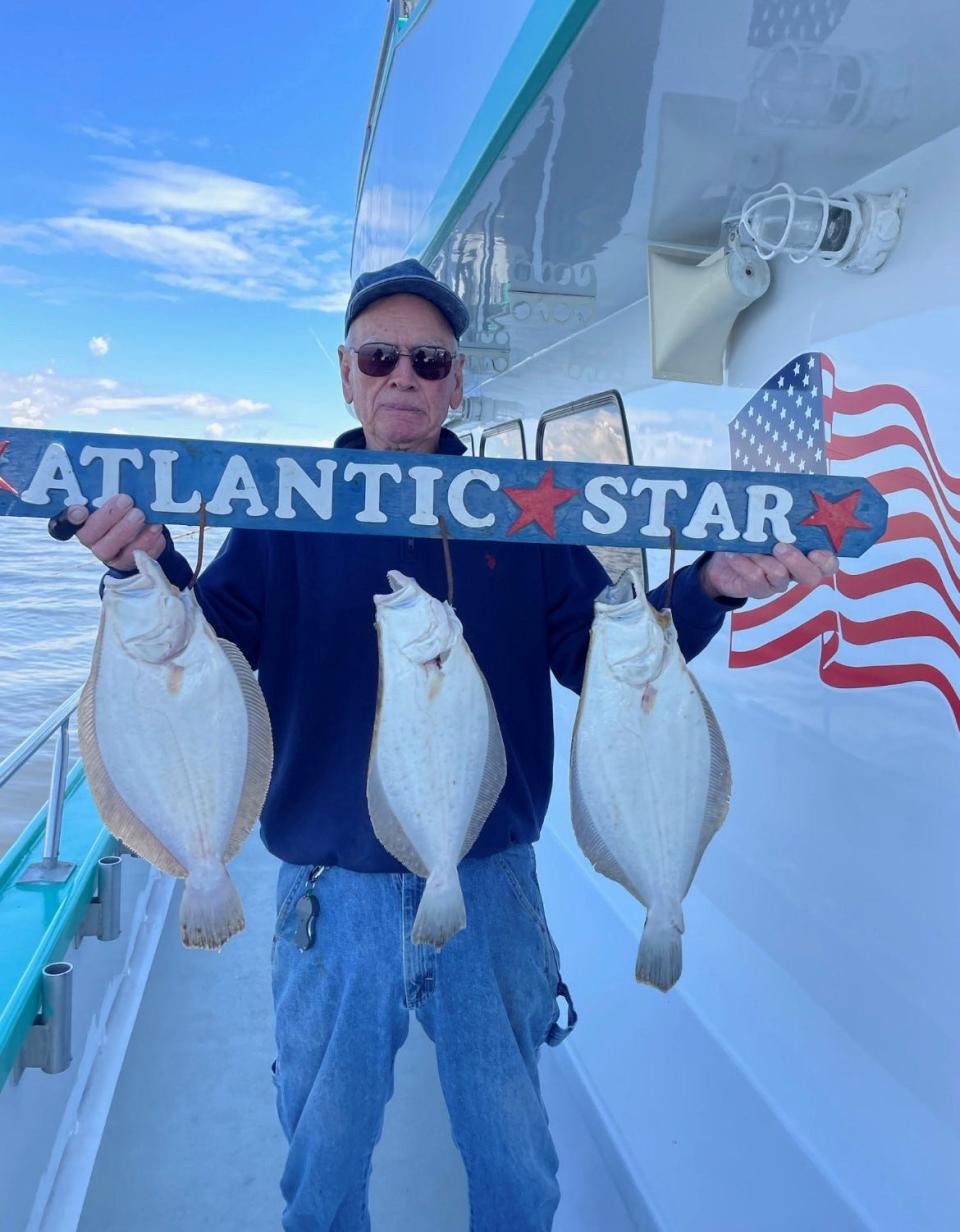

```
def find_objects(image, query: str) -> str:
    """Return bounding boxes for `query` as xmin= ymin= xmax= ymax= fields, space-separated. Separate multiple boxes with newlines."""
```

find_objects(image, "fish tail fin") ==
xmin=635 ymin=912 xmax=683 ymax=992
xmin=411 ymin=867 xmax=466 ymax=949
xmin=179 ymin=863 xmax=245 ymax=950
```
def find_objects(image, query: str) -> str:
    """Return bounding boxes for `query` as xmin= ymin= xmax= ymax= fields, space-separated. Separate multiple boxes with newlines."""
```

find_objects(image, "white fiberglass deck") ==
xmin=75 ymin=835 xmax=636 ymax=1231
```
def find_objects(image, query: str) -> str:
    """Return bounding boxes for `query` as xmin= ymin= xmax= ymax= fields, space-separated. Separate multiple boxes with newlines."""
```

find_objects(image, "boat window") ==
xmin=456 ymin=432 xmax=475 ymax=455
xmin=479 ymin=420 xmax=526 ymax=459
xmin=536 ymin=391 xmax=642 ymax=583
xmin=536 ymin=390 xmax=632 ymax=465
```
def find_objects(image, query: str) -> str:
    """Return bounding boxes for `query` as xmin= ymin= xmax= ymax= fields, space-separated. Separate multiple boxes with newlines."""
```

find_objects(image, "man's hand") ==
xmin=66 ymin=494 xmax=167 ymax=572
xmin=700 ymin=542 xmax=838 ymax=601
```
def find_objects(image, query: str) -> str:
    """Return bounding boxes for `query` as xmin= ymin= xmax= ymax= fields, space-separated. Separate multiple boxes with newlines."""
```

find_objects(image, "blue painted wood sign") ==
xmin=0 ymin=427 xmax=887 ymax=556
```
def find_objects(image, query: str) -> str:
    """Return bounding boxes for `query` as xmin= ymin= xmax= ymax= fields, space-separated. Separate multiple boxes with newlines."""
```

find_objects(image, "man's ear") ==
xmin=338 ymin=345 xmax=353 ymax=404
xmin=449 ymin=353 xmax=465 ymax=411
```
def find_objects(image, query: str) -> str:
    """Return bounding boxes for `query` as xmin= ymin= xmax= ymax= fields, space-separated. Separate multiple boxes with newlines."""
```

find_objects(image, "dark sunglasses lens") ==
xmin=356 ymin=344 xmax=400 ymax=376
xmin=411 ymin=347 xmax=453 ymax=380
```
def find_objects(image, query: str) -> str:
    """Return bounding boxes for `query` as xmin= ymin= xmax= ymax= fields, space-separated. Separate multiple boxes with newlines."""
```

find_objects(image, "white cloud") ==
xmin=0 ymin=264 xmax=34 ymax=286
xmin=74 ymin=123 xmax=136 ymax=149
xmin=84 ymin=158 xmax=316 ymax=225
xmin=0 ymin=368 xmax=271 ymax=430
xmin=289 ymin=272 xmax=353 ymax=314
xmin=206 ymin=422 xmax=226 ymax=438
xmin=48 ymin=216 xmax=251 ymax=272
xmin=89 ymin=335 xmax=110 ymax=357
xmin=0 ymin=158 xmax=354 ymax=309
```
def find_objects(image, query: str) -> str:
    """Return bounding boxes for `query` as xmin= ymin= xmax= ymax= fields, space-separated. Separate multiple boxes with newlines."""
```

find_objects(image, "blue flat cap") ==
xmin=344 ymin=258 xmax=470 ymax=339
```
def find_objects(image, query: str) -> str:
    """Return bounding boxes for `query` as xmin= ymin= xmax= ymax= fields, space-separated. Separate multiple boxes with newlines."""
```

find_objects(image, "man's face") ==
xmin=338 ymin=293 xmax=464 ymax=453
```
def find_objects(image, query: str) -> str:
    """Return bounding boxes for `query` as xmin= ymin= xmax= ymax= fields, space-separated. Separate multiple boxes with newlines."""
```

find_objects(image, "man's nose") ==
xmin=388 ymin=354 xmax=417 ymax=386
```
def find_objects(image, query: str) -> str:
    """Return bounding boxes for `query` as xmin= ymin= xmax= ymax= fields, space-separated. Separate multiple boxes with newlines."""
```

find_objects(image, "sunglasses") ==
xmin=350 ymin=342 xmax=457 ymax=381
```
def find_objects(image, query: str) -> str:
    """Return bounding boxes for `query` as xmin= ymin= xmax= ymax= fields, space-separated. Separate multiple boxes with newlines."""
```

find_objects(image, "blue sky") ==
xmin=0 ymin=0 xmax=386 ymax=447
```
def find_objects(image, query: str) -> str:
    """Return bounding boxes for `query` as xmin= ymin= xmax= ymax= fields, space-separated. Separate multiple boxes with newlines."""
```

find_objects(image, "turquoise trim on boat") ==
xmin=0 ymin=764 xmax=117 ymax=1089
xmin=394 ymin=0 xmax=435 ymax=45
xmin=353 ymin=0 xmax=600 ymax=275
xmin=413 ymin=0 xmax=602 ymax=267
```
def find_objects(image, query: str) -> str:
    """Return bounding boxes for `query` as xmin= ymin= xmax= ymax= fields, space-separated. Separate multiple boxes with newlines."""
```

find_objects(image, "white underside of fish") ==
xmin=571 ymin=579 xmax=730 ymax=990
xmin=78 ymin=553 xmax=273 ymax=949
xmin=368 ymin=573 xmax=505 ymax=948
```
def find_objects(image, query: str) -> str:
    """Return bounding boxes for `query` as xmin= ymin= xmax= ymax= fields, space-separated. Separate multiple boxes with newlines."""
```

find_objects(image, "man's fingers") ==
xmin=808 ymin=548 xmax=839 ymax=576
xmin=722 ymin=555 xmax=770 ymax=595
xmin=75 ymin=493 xmax=136 ymax=551
xmin=91 ymin=507 xmax=147 ymax=566
xmin=772 ymin=542 xmax=827 ymax=587
xmin=105 ymin=523 xmax=165 ymax=570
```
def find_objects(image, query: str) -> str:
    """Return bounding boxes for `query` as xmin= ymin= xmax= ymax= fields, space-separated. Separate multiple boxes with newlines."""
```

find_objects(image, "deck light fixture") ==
xmin=738 ymin=182 xmax=906 ymax=273
xmin=749 ymin=44 xmax=908 ymax=131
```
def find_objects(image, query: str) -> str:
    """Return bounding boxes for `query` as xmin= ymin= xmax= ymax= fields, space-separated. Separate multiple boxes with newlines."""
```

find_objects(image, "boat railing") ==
xmin=0 ymin=687 xmax=83 ymax=884
xmin=0 ymin=693 xmax=123 ymax=1090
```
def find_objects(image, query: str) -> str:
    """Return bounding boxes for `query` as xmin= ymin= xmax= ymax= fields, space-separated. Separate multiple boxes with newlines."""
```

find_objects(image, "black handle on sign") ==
xmin=48 ymin=508 xmax=83 ymax=541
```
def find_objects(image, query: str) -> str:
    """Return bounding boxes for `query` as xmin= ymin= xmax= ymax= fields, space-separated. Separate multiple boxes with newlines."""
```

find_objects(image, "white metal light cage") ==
xmin=738 ymin=181 xmax=907 ymax=274
xmin=739 ymin=182 xmax=860 ymax=264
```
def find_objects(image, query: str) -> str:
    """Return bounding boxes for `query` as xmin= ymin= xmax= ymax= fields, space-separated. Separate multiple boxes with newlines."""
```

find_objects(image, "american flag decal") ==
xmin=728 ymin=354 xmax=960 ymax=731
xmin=748 ymin=0 xmax=851 ymax=47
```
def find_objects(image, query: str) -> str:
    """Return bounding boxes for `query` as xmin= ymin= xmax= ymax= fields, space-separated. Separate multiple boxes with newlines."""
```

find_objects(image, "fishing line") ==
xmin=665 ymin=527 xmax=677 ymax=611
xmin=188 ymin=499 xmax=208 ymax=589
xmin=441 ymin=512 xmax=455 ymax=603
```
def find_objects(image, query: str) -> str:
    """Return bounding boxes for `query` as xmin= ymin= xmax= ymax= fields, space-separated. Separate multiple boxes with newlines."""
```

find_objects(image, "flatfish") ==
xmin=368 ymin=571 xmax=506 ymax=948
xmin=571 ymin=567 xmax=731 ymax=990
xmin=78 ymin=550 xmax=273 ymax=949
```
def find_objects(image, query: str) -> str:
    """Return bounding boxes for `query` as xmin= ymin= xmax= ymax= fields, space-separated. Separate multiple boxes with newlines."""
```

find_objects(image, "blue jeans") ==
xmin=271 ymin=844 xmax=576 ymax=1232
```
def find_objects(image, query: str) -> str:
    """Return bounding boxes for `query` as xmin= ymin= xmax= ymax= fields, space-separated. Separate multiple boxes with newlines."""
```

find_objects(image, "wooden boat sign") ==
xmin=0 ymin=427 xmax=886 ymax=556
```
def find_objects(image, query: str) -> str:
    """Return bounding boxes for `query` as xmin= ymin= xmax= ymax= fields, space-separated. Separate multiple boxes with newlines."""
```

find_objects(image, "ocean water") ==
xmin=0 ymin=517 xmax=224 ymax=858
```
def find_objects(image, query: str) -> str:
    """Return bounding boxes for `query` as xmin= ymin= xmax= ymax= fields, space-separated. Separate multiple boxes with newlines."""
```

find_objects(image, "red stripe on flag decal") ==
xmin=819 ymin=659 xmax=960 ymax=730
xmin=869 ymin=468 xmax=960 ymax=547
xmin=729 ymin=353 xmax=960 ymax=731
xmin=729 ymin=609 xmax=838 ymax=668
xmin=837 ymin=609 xmax=960 ymax=657
xmin=731 ymin=575 xmax=834 ymax=631
xmin=829 ymin=382 xmax=960 ymax=496
xmin=881 ymin=513 xmax=960 ymax=593
xmin=836 ymin=559 xmax=960 ymax=627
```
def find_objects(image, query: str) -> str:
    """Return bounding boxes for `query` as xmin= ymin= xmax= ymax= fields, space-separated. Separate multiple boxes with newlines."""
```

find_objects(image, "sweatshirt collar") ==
xmin=333 ymin=425 xmax=467 ymax=456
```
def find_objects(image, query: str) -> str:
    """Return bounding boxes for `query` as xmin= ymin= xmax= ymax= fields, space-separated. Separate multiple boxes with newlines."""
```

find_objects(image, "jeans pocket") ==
xmin=494 ymin=846 xmax=577 ymax=1045
xmin=493 ymin=845 xmax=546 ymax=927
xmin=273 ymin=863 xmax=313 ymax=940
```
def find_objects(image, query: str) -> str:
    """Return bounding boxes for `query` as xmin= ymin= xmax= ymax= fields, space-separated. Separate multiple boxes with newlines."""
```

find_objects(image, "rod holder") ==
xmin=15 ymin=962 xmax=73 ymax=1080
xmin=75 ymin=856 xmax=122 ymax=945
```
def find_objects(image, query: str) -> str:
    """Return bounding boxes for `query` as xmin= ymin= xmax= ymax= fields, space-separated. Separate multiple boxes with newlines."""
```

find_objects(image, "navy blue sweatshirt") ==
xmin=138 ymin=427 xmax=737 ymax=872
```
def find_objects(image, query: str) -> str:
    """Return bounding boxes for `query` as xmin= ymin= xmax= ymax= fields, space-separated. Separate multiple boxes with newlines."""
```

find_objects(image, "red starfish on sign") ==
xmin=800 ymin=488 xmax=870 ymax=552
xmin=503 ymin=466 xmax=579 ymax=539
xmin=0 ymin=441 xmax=19 ymax=497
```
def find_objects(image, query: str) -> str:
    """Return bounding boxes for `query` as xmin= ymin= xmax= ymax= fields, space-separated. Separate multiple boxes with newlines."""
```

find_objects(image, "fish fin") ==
xmin=366 ymin=752 xmax=431 ymax=878
xmin=458 ymin=663 xmax=507 ymax=861
xmin=569 ymin=717 xmax=646 ymax=904
xmin=635 ymin=912 xmax=683 ymax=991
xmin=683 ymin=673 xmax=732 ymax=895
xmin=217 ymin=638 xmax=274 ymax=863
xmin=412 ymin=867 xmax=466 ymax=949
xmin=77 ymin=622 xmax=188 ymax=878
xmin=179 ymin=862 xmax=245 ymax=949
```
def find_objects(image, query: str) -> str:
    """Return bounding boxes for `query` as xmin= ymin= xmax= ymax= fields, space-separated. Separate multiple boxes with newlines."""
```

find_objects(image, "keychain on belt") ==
xmin=294 ymin=865 xmax=326 ymax=952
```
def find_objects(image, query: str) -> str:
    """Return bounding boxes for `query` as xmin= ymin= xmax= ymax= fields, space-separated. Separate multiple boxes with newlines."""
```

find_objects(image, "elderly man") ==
xmin=66 ymin=259 xmax=836 ymax=1231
